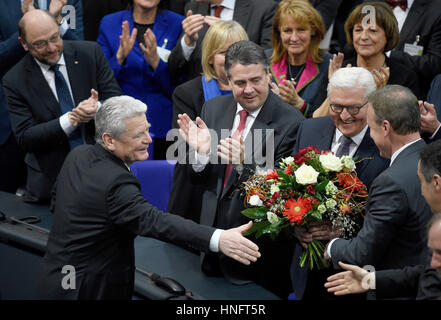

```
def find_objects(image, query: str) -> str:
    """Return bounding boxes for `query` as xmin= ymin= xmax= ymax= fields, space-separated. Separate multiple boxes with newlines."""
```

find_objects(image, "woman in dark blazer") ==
xmin=312 ymin=2 xmax=421 ymax=117
xmin=97 ymin=0 xmax=183 ymax=159
xmin=167 ymin=20 xmax=249 ymax=223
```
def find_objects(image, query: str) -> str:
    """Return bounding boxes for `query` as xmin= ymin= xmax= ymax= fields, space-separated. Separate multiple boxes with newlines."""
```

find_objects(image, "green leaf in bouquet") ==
xmin=277 ymin=169 xmax=292 ymax=183
xmin=315 ymin=179 xmax=329 ymax=192
xmin=309 ymin=210 xmax=323 ymax=222
xmin=241 ymin=207 xmax=267 ymax=220
xmin=242 ymin=220 xmax=270 ymax=236
xmin=256 ymin=221 xmax=274 ymax=239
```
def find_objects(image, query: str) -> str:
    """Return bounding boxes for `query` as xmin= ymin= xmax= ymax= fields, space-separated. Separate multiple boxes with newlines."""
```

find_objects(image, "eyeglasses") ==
xmin=28 ymin=32 xmax=61 ymax=50
xmin=330 ymin=101 xmax=368 ymax=115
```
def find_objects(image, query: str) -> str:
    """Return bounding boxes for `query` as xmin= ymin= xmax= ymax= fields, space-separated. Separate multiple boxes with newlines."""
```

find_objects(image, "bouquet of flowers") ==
xmin=241 ymin=146 xmax=368 ymax=270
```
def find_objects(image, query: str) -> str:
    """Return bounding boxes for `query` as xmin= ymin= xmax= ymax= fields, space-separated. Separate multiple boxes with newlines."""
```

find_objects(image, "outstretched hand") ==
xmin=324 ymin=261 xmax=371 ymax=296
xmin=219 ymin=221 xmax=261 ymax=265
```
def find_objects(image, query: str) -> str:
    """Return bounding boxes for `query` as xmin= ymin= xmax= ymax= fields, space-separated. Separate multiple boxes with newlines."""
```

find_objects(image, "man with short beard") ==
xmin=2 ymin=9 xmax=121 ymax=203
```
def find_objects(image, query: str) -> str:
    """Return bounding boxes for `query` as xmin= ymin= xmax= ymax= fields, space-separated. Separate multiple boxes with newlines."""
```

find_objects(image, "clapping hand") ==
xmin=117 ymin=21 xmax=137 ymax=65
xmin=372 ymin=67 xmax=390 ymax=89
xmin=219 ymin=221 xmax=261 ymax=265
xmin=70 ymin=89 xmax=99 ymax=125
xmin=182 ymin=10 xmax=205 ymax=47
xmin=177 ymin=113 xmax=212 ymax=155
xmin=419 ymin=100 xmax=440 ymax=134
xmin=49 ymin=0 xmax=68 ymax=20
xmin=218 ymin=136 xmax=244 ymax=165
xmin=328 ymin=53 xmax=345 ymax=80
xmin=22 ymin=0 xmax=36 ymax=14
xmin=139 ymin=29 xmax=160 ymax=70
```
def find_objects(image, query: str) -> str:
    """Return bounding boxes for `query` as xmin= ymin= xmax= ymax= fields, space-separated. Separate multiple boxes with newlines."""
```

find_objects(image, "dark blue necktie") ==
xmin=51 ymin=64 xmax=83 ymax=149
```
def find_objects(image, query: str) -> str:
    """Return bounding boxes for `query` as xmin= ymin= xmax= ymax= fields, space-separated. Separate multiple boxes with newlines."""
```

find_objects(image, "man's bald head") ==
xmin=18 ymin=9 xmax=58 ymax=41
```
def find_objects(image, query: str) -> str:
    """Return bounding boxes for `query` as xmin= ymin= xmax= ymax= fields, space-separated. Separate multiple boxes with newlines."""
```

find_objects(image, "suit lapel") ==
xmin=316 ymin=118 xmax=335 ymax=151
xmin=64 ymin=44 xmax=82 ymax=106
xmin=398 ymin=0 xmax=426 ymax=48
xmin=233 ymin=0 xmax=251 ymax=28
xmin=25 ymin=55 xmax=60 ymax=118
xmin=354 ymin=128 xmax=375 ymax=176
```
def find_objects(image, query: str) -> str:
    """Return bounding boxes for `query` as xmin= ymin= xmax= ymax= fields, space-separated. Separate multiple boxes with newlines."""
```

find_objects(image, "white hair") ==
xmin=95 ymin=95 xmax=147 ymax=144
xmin=327 ymin=67 xmax=376 ymax=98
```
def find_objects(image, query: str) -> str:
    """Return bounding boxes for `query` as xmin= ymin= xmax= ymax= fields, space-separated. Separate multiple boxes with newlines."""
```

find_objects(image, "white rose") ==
xmin=325 ymin=181 xmax=338 ymax=195
xmin=317 ymin=204 xmax=327 ymax=214
xmin=294 ymin=164 xmax=319 ymax=185
xmin=326 ymin=198 xmax=337 ymax=209
xmin=320 ymin=153 xmax=343 ymax=172
xmin=341 ymin=155 xmax=356 ymax=171
xmin=270 ymin=184 xmax=280 ymax=195
xmin=249 ymin=195 xmax=263 ymax=207
xmin=266 ymin=211 xmax=280 ymax=225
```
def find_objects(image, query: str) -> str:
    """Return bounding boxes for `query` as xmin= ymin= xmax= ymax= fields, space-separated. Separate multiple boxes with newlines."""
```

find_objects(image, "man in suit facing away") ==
xmin=325 ymin=140 xmax=441 ymax=300
xmin=168 ymin=0 xmax=277 ymax=82
xmin=2 ymin=9 xmax=121 ymax=203
xmin=36 ymin=95 xmax=260 ymax=299
xmin=324 ymin=85 xmax=433 ymax=299
xmin=290 ymin=67 xmax=389 ymax=300
xmin=178 ymin=40 xmax=304 ymax=298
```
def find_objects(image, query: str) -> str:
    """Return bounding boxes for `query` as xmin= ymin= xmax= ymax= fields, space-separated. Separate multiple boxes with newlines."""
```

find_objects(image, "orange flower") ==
xmin=337 ymin=172 xmax=366 ymax=193
xmin=265 ymin=169 xmax=279 ymax=180
xmin=283 ymin=197 xmax=313 ymax=224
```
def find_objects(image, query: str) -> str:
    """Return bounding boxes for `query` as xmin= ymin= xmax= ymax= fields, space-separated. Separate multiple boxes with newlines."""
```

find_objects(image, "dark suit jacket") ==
xmin=0 ymin=0 xmax=84 ymax=145
xmin=167 ymin=76 xmax=206 ymax=223
xmin=194 ymin=91 xmax=304 ymax=298
xmin=289 ymin=116 xmax=389 ymax=299
xmin=36 ymin=143 xmax=215 ymax=299
xmin=168 ymin=0 xmax=277 ymax=82
xmin=364 ymin=0 xmax=441 ymax=97
xmin=2 ymin=40 xmax=121 ymax=203
xmin=331 ymin=140 xmax=433 ymax=276
xmin=376 ymin=263 xmax=441 ymax=300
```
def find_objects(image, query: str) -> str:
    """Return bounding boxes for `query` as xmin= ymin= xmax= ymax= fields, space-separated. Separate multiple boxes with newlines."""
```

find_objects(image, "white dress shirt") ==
xmin=181 ymin=0 xmax=236 ymax=61
xmin=34 ymin=54 xmax=76 ymax=136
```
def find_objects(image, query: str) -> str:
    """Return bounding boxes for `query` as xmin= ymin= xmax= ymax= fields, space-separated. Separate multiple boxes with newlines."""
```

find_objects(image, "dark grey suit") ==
xmin=168 ymin=0 xmax=277 ymax=81
xmin=36 ymin=143 xmax=215 ymax=299
xmin=2 ymin=41 xmax=122 ymax=203
xmin=330 ymin=140 xmax=433 ymax=278
xmin=194 ymin=91 xmax=304 ymax=298
xmin=290 ymin=116 xmax=389 ymax=299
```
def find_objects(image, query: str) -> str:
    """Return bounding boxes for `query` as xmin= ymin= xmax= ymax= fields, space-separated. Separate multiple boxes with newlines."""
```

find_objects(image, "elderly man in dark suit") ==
xmin=36 ymin=95 xmax=260 ymax=299
xmin=178 ymin=40 xmax=304 ymax=298
xmin=2 ymin=9 xmax=121 ymax=203
xmin=0 ymin=0 xmax=83 ymax=194
xmin=323 ymin=85 xmax=433 ymax=299
xmin=325 ymin=139 xmax=441 ymax=300
xmin=290 ymin=67 xmax=389 ymax=300
xmin=168 ymin=0 xmax=277 ymax=82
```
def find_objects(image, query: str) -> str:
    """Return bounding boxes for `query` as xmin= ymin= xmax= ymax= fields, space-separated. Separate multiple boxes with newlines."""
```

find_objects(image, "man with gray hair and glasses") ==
xmin=324 ymin=85 xmax=433 ymax=299
xmin=289 ymin=67 xmax=389 ymax=300
xmin=36 ymin=95 xmax=261 ymax=300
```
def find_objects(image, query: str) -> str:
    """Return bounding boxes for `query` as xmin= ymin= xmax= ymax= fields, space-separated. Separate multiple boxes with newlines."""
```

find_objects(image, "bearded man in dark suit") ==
xmin=36 ymin=95 xmax=260 ymax=300
xmin=2 ymin=9 xmax=121 ymax=203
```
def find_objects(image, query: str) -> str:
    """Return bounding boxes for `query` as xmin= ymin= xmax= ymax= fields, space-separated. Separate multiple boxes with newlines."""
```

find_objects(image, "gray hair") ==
xmin=327 ymin=67 xmax=376 ymax=98
xmin=224 ymin=40 xmax=269 ymax=78
xmin=95 ymin=95 xmax=147 ymax=144
xmin=367 ymin=85 xmax=420 ymax=135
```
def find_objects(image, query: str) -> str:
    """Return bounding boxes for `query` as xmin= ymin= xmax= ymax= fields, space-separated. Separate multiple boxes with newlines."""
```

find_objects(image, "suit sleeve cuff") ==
xmin=327 ymin=237 xmax=339 ymax=258
xmin=59 ymin=113 xmax=76 ymax=135
xmin=429 ymin=123 xmax=441 ymax=140
xmin=181 ymin=36 xmax=196 ymax=61
xmin=192 ymin=150 xmax=211 ymax=172
xmin=209 ymin=229 xmax=223 ymax=252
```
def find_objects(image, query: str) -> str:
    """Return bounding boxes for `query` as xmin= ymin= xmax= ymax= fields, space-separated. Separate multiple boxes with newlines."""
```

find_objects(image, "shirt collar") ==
xmin=334 ymin=125 xmax=368 ymax=147
xmin=235 ymin=103 xmax=262 ymax=119
xmin=390 ymin=138 xmax=421 ymax=167
xmin=34 ymin=53 xmax=66 ymax=74
xmin=212 ymin=0 xmax=235 ymax=10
